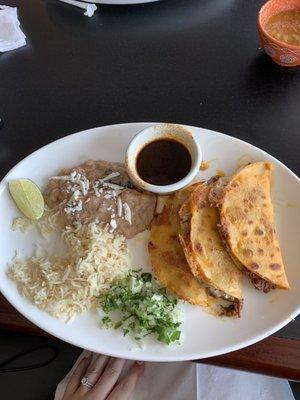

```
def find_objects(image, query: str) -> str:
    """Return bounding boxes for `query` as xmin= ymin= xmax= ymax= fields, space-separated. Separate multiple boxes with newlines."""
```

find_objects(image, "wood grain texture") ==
xmin=199 ymin=336 xmax=300 ymax=381
xmin=0 ymin=293 xmax=299 ymax=380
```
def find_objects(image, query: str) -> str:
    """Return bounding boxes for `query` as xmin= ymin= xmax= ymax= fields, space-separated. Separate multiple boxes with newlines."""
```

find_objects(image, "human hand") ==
xmin=62 ymin=354 xmax=144 ymax=400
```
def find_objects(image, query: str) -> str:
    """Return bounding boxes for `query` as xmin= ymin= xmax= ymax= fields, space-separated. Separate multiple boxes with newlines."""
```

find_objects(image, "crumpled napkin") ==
xmin=58 ymin=0 xmax=97 ymax=17
xmin=0 ymin=5 xmax=26 ymax=52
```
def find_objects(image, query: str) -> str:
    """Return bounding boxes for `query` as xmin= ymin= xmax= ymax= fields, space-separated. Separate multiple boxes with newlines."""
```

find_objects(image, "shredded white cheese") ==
xmin=103 ymin=182 xmax=124 ymax=191
xmin=100 ymin=172 xmax=120 ymax=182
xmin=117 ymin=197 xmax=123 ymax=217
xmin=110 ymin=219 xmax=117 ymax=232
xmin=123 ymin=202 xmax=132 ymax=225
xmin=64 ymin=199 xmax=83 ymax=214
xmin=51 ymin=171 xmax=90 ymax=214
xmin=50 ymin=170 xmax=126 ymax=219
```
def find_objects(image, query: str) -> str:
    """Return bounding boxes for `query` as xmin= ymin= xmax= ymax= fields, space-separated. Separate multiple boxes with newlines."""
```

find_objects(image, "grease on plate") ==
xmin=216 ymin=169 xmax=226 ymax=177
xmin=200 ymin=160 xmax=211 ymax=171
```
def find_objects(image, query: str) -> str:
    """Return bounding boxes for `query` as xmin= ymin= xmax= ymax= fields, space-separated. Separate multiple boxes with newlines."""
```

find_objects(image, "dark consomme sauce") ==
xmin=136 ymin=138 xmax=192 ymax=186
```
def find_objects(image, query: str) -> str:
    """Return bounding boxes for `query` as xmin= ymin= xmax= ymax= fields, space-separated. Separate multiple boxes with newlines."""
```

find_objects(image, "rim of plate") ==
xmin=0 ymin=122 xmax=299 ymax=362
xmin=96 ymin=0 xmax=160 ymax=4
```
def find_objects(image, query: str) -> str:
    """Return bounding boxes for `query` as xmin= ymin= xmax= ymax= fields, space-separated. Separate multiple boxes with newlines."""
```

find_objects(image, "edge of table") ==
xmin=1 ymin=293 xmax=299 ymax=380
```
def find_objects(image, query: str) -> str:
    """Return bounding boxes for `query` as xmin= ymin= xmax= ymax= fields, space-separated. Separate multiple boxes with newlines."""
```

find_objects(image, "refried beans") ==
xmin=43 ymin=160 xmax=157 ymax=239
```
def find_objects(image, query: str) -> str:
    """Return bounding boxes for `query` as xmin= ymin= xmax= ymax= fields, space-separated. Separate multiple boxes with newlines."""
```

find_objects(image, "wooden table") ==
xmin=0 ymin=0 xmax=299 ymax=382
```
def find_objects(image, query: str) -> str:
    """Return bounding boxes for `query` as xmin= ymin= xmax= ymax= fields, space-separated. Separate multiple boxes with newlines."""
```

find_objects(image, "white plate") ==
xmin=0 ymin=123 xmax=299 ymax=361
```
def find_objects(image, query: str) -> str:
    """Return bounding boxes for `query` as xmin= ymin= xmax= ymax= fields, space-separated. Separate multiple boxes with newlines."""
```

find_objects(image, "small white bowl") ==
xmin=125 ymin=123 xmax=202 ymax=194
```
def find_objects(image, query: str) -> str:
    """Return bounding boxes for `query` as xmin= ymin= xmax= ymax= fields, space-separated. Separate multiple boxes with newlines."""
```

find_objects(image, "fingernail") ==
xmin=136 ymin=361 xmax=144 ymax=365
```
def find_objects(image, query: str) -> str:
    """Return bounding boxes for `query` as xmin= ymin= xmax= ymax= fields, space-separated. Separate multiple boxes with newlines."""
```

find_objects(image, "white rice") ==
xmin=8 ymin=219 xmax=129 ymax=321
xmin=12 ymin=209 xmax=60 ymax=238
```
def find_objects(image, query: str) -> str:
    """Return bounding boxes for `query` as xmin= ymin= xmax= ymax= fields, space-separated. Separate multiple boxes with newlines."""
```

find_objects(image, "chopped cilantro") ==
xmin=114 ymin=321 xmax=122 ymax=329
xmin=97 ymin=270 xmax=183 ymax=345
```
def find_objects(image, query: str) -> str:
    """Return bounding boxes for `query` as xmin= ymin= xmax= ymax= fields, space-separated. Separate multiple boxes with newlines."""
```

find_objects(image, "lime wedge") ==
xmin=9 ymin=179 xmax=44 ymax=220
